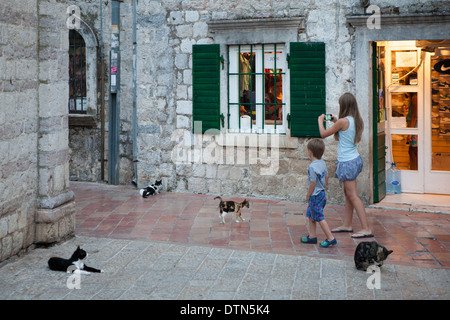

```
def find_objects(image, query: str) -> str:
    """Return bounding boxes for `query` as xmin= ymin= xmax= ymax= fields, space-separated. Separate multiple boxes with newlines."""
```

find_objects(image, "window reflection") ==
xmin=391 ymin=134 xmax=418 ymax=171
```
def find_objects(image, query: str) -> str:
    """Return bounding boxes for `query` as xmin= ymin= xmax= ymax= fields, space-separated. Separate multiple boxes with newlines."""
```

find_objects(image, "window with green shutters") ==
xmin=192 ymin=44 xmax=221 ymax=134
xmin=288 ymin=42 xmax=326 ymax=137
xmin=191 ymin=42 xmax=326 ymax=137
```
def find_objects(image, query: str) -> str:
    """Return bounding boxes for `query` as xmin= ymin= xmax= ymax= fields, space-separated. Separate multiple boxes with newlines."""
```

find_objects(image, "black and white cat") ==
xmin=48 ymin=246 xmax=103 ymax=274
xmin=354 ymin=241 xmax=393 ymax=271
xmin=139 ymin=179 xmax=162 ymax=198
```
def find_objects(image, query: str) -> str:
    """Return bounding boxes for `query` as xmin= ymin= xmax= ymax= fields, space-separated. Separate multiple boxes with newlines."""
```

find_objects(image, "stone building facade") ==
xmin=0 ymin=0 xmax=75 ymax=263
xmin=66 ymin=0 xmax=450 ymax=205
xmin=2 ymin=0 xmax=449 ymax=262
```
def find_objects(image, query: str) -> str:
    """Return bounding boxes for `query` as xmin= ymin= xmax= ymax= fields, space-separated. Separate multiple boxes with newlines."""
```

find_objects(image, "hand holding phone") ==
xmin=324 ymin=114 xmax=333 ymax=121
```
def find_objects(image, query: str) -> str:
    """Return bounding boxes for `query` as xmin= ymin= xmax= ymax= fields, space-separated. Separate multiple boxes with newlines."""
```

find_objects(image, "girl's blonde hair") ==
xmin=334 ymin=92 xmax=364 ymax=144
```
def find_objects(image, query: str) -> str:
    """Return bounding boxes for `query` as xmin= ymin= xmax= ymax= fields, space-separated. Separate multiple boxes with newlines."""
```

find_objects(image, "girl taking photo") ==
xmin=317 ymin=92 xmax=373 ymax=239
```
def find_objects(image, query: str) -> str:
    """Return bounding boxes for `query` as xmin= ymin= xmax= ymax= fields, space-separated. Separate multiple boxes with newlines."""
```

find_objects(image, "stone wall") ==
xmin=35 ymin=0 xmax=75 ymax=245
xmin=132 ymin=0 xmax=449 ymax=205
xmin=0 ymin=0 xmax=39 ymax=262
xmin=0 ymin=0 xmax=75 ymax=263
xmin=66 ymin=0 xmax=450 ymax=204
xmin=134 ymin=0 xmax=358 ymax=204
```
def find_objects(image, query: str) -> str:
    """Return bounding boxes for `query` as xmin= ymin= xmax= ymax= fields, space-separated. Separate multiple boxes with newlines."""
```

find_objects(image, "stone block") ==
xmin=35 ymin=221 xmax=58 ymax=244
xmin=183 ymin=69 xmax=192 ymax=85
xmin=185 ymin=11 xmax=199 ymax=22
xmin=176 ymin=100 xmax=192 ymax=115
xmin=205 ymin=164 xmax=217 ymax=179
xmin=229 ymin=167 xmax=242 ymax=180
xmin=38 ymin=83 xmax=68 ymax=118
xmin=193 ymin=21 xmax=208 ymax=38
xmin=207 ymin=179 xmax=221 ymax=194
xmin=176 ymin=25 xmax=193 ymax=38
xmin=176 ymin=115 xmax=190 ymax=129
xmin=35 ymin=200 xmax=76 ymax=244
xmin=217 ymin=166 xmax=229 ymax=179
xmin=180 ymin=38 xmax=195 ymax=53
xmin=175 ymin=53 xmax=188 ymax=69
xmin=187 ymin=177 xmax=207 ymax=194
xmin=192 ymin=164 xmax=206 ymax=177
xmin=168 ymin=11 xmax=183 ymax=25
xmin=0 ymin=218 xmax=7 ymax=238
xmin=11 ymin=231 xmax=24 ymax=256
xmin=1 ymin=235 xmax=12 ymax=261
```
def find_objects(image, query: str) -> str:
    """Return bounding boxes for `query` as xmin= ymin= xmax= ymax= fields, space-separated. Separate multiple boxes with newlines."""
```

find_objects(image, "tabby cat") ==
xmin=354 ymin=241 xmax=393 ymax=271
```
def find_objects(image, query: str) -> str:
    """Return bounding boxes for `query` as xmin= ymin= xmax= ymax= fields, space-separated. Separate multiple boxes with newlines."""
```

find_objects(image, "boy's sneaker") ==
xmin=300 ymin=235 xmax=317 ymax=244
xmin=319 ymin=238 xmax=337 ymax=248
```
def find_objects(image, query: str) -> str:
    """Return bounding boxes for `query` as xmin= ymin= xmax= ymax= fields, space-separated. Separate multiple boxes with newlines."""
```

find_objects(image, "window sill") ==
xmin=69 ymin=115 xmax=97 ymax=128
xmin=215 ymin=131 xmax=298 ymax=149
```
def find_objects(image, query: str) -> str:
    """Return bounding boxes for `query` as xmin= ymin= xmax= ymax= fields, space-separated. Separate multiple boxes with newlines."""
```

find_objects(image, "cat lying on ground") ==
xmin=48 ymin=246 xmax=103 ymax=274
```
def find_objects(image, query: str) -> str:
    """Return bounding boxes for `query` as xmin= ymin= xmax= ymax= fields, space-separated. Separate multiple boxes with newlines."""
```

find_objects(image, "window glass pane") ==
xmin=391 ymin=50 xmax=418 ymax=85
xmin=391 ymin=134 xmax=418 ymax=171
xmin=431 ymin=53 xmax=450 ymax=171
xmin=69 ymin=30 xmax=87 ymax=113
xmin=239 ymin=52 xmax=255 ymax=121
xmin=391 ymin=92 xmax=417 ymax=128
xmin=264 ymin=68 xmax=283 ymax=126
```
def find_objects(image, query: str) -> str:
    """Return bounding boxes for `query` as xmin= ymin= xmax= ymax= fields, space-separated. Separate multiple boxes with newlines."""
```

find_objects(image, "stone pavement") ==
xmin=72 ymin=182 xmax=450 ymax=269
xmin=0 ymin=235 xmax=448 ymax=300
xmin=0 ymin=182 xmax=449 ymax=301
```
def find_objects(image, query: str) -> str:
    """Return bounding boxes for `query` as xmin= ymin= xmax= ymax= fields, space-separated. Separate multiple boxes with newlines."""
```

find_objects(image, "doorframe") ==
xmin=372 ymin=41 xmax=386 ymax=203
xmin=347 ymin=13 xmax=450 ymax=203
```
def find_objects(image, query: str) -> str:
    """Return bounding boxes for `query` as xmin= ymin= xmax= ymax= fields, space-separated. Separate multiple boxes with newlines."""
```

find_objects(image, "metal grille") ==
xmin=68 ymin=30 xmax=87 ymax=113
xmin=227 ymin=44 xmax=285 ymax=133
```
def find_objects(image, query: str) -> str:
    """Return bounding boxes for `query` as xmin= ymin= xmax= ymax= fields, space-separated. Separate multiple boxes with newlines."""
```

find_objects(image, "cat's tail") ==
xmin=214 ymin=196 xmax=222 ymax=209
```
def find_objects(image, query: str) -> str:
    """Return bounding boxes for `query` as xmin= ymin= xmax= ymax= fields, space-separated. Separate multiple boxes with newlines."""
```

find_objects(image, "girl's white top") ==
xmin=337 ymin=116 xmax=360 ymax=162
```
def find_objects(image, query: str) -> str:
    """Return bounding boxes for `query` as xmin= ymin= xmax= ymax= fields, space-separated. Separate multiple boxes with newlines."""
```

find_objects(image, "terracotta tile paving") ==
xmin=71 ymin=182 xmax=450 ymax=269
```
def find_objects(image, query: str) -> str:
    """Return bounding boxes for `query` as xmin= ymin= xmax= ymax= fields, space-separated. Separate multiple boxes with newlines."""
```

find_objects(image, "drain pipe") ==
xmin=132 ymin=0 xmax=138 ymax=187
xmin=100 ymin=0 xmax=105 ymax=181
xmin=108 ymin=0 xmax=120 ymax=184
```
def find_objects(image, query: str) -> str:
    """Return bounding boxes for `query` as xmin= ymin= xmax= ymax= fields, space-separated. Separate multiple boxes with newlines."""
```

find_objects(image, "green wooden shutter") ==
xmin=289 ymin=42 xmax=326 ymax=137
xmin=192 ymin=44 xmax=221 ymax=134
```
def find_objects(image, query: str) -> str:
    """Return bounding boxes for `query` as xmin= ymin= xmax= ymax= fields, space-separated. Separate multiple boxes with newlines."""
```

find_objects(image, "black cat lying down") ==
xmin=354 ymin=241 xmax=393 ymax=271
xmin=48 ymin=246 xmax=103 ymax=274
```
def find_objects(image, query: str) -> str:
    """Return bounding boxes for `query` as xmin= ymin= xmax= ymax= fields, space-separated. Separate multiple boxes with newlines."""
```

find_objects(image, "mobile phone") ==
xmin=325 ymin=114 xmax=333 ymax=121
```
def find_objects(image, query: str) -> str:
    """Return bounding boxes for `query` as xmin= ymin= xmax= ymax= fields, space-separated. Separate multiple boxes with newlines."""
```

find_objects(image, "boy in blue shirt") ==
xmin=300 ymin=138 xmax=337 ymax=248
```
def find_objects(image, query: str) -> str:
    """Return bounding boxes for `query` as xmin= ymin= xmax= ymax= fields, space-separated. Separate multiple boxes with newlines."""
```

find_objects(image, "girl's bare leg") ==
xmin=343 ymin=180 xmax=372 ymax=236
xmin=331 ymin=190 xmax=354 ymax=232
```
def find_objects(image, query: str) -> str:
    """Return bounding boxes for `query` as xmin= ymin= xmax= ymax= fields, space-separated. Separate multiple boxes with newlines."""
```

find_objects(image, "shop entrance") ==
xmin=375 ymin=40 xmax=450 ymax=195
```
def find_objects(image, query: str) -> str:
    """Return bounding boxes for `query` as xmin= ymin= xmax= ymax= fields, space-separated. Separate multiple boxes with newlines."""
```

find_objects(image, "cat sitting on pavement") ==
xmin=139 ymin=179 xmax=162 ymax=198
xmin=354 ymin=241 xmax=393 ymax=271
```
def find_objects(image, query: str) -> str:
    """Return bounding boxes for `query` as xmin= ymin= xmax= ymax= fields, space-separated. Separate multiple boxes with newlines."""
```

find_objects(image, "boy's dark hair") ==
xmin=307 ymin=138 xmax=325 ymax=159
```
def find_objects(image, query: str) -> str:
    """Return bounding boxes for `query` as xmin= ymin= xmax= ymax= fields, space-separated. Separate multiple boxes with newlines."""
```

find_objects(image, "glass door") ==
xmin=385 ymin=41 xmax=424 ymax=193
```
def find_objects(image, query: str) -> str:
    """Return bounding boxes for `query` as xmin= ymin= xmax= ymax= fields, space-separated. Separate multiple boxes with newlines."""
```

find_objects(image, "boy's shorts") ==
xmin=306 ymin=190 xmax=326 ymax=222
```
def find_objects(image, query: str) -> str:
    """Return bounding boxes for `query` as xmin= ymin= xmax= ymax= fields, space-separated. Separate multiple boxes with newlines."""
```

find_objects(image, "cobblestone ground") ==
xmin=0 ymin=235 xmax=448 ymax=300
